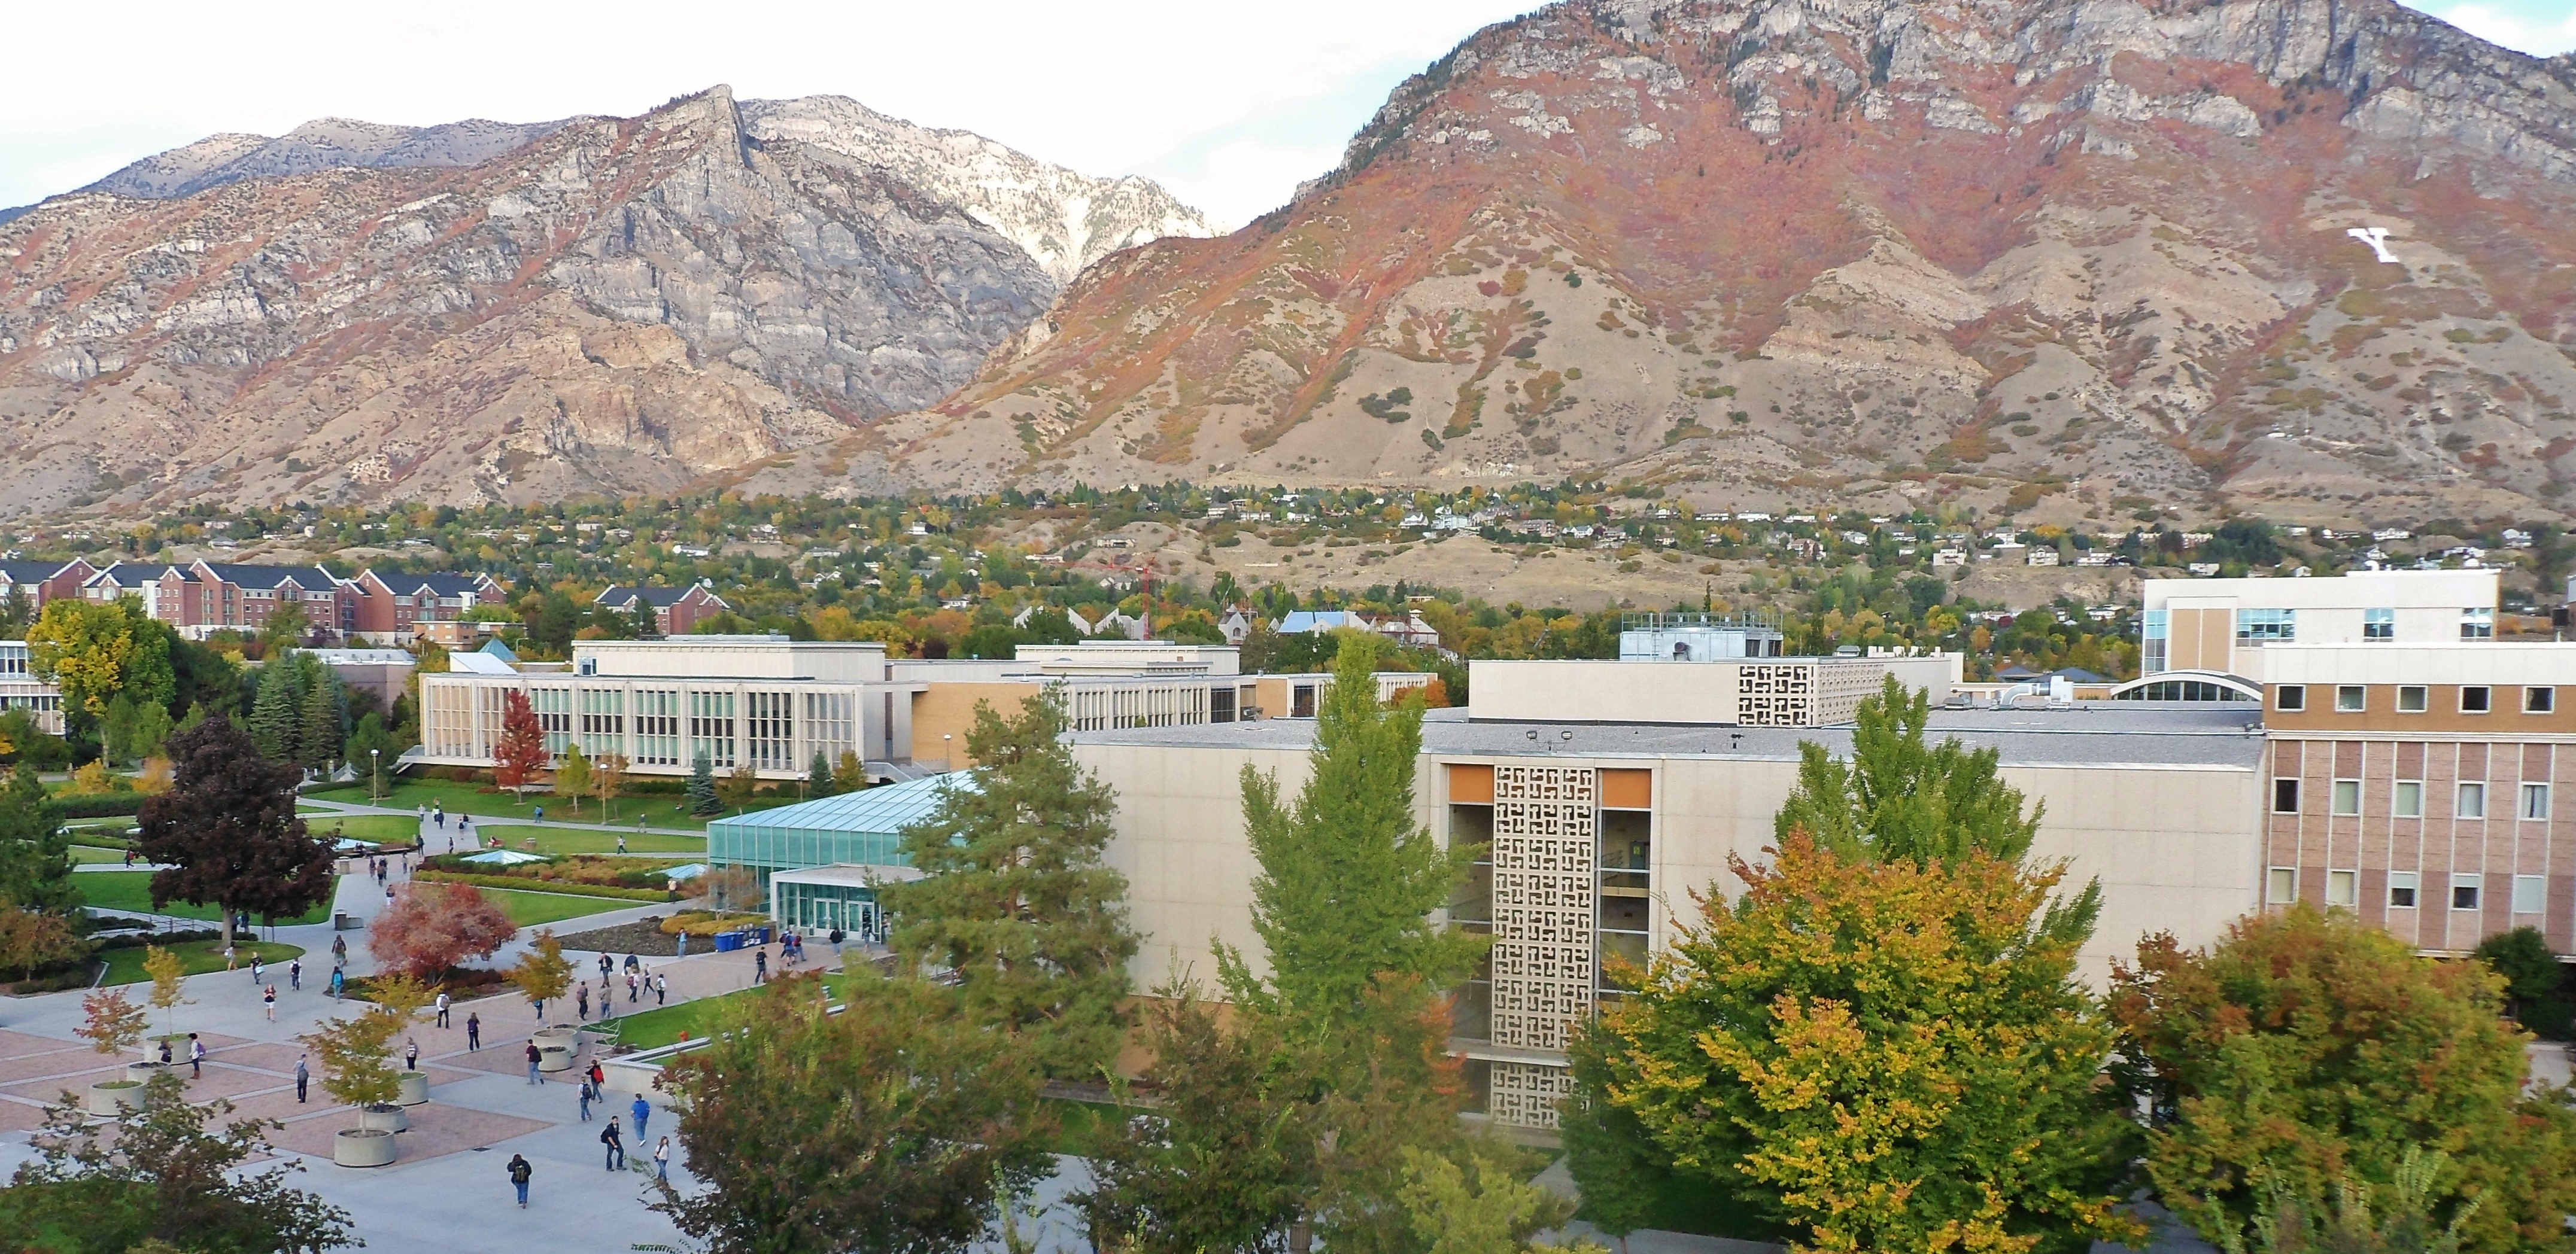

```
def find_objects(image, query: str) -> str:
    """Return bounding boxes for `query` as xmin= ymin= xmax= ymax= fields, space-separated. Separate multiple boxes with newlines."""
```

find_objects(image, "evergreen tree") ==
xmin=686 ymin=754 xmax=722 ymax=816
xmin=884 ymin=687 xmax=1138 ymax=1078
xmin=246 ymin=660 xmax=302 ymax=763
xmin=0 ymin=762 xmax=80 ymax=912
xmin=1775 ymin=672 xmax=2044 ymax=865
xmin=833 ymin=748 xmax=869 ymax=795
xmin=294 ymin=659 xmax=342 ymax=771
xmin=99 ymin=693 xmax=138 ymax=766
xmin=808 ymin=750 xmax=837 ymax=798
xmin=129 ymin=699 xmax=172 ymax=764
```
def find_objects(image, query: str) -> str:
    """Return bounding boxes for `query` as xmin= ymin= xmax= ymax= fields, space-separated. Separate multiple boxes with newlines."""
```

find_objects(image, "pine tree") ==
xmin=883 ymin=686 xmax=1139 ymax=1078
xmin=247 ymin=661 xmax=302 ymax=763
xmin=808 ymin=750 xmax=837 ymax=799
xmin=295 ymin=659 xmax=342 ymax=772
xmin=100 ymin=694 xmax=138 ymax=766
xmin=834 ymin=749 xmax=869 ymax=795
xmin=686 ymin=753 xmax=722 ymax=816
xmin=0 ymin=763 xmax=79 ymax=912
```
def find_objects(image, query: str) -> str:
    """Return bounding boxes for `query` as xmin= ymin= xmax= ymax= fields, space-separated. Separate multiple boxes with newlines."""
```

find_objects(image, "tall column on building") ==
xmin=1487 ymin=764 xmax=1597 ymax=1128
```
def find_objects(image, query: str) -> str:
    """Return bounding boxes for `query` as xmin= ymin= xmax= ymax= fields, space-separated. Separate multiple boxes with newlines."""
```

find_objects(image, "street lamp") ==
xmin=370 ymin=748 xmax=381 ymax=802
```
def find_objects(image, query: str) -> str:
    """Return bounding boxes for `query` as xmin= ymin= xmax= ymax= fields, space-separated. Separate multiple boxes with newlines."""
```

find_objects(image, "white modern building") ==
xmin=0 ymin=641 xmax=66 ymax=735
xmin=2141 ymin=568 xmax=2501 ymax=681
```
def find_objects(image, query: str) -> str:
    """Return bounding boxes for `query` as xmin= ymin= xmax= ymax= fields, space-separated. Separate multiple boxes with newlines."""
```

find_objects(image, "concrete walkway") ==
xmin=300 ymin=793 xmax=716 ymax=844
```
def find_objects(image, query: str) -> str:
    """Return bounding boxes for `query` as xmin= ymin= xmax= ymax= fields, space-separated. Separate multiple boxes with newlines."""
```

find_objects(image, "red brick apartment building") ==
xmin=2261 ymin=643 xmax=2576 ymax=954
xmin=593 ymin=585 xmax=729 ymax=636
xmin=349 ymin=570 xmax=507 ymax=644
xmin=0 ymin=559 xmax=97 ymax=609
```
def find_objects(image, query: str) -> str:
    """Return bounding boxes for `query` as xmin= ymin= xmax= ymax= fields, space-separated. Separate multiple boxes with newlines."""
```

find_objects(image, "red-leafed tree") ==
xmin=135 ymin=716 xmax=335 ymax=953
xmin=367 ymin=881 xmax=518 ymax=980
xmin=491 ymin=689 xmax=548 ymax=799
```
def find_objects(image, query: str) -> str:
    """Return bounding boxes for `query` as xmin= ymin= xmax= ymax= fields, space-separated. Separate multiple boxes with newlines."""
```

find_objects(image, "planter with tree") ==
xmin=364 ymin=974 xmax=437 ymax=1107
xmin=298 ymin=1005 xmax=404 ymax=1167
xmin=508 ymin=929 xmax=579 ymax=1071
xmin=139 ymin=943 xmax=189 ymax=1077
xmin=74 ymin=986 xmax=149 ymax=1116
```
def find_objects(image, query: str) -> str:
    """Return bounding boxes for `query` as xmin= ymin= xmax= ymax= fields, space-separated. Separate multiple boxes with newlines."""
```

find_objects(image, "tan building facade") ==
xmin=2143 ymin=568 xmax=2499 ymax=680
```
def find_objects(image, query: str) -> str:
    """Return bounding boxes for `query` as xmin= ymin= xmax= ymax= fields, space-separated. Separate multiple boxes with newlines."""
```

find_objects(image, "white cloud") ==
xmin=0 ymin=0 xmax=1533 ymax=226
xmin=2406 ymin=0 xmax=2576 ymax=54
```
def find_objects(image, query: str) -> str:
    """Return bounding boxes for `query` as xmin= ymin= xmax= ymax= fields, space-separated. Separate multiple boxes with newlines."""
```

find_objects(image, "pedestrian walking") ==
xmin=250 ymin=954 xmax=263 ymax=985
xmin=532 ymin=996 xmax=544 ymax=1021
xmin=578 ymin=1079 xmax=595 ymax=1122
xmin=616 ymin=833 xmax=628 ymax=854
xmin=294 ymin=1053 xmax=309 ymax=1103
xmin=588 ymin=1060 xmax=605 ymax=1089
xmin=754 ymin=948 xmax=767 ymax=982
xmin=576 ymin=984 xmax=590 ymax=1021
xmin=600 ymin=1117 xmax=624 ymax=1171
xmin=630 ymin=1094 xmax=651 ymax=1141
xmin=223 ymin=944 xmax=236 ymax=971
xmin=188 ymin=1033 xmax=204 ymax=1079
xmin=626 ymin=972 xmax=639 ymax=1003
xmin=384 ymin=884 xmax=394 ymax=907
xmin=525 ymin=1041 xmax=542 ymax=1085
xmin=654 ymin=973 xmax=667 ymax=1005
xmin=263 ymin=984 xmax=276 ymax=1021
xmin=653 ymin=1136 xmax=671 ymax=1182
xmin=332 ymin=933 xmax=347 ymax=962
xmin=466 ymin=1012 xmax=481 ymax=1050
xmin=508 ymin=1153 xmax=533 ymax=1208
xmin=289 ymin=958 xmax=302 ymax=990
xmin=533 ymin=803 xmax=544 ymax=824
xmin=435 ymin=990 xmax=451 ymax=1028
xmin=404 ymin=1038 xmax=420 ymax=1070
xmin=330 ymin=969 xmax=344 ymax=1001
xmin=599 ymin=952 xmax=613 ymax=985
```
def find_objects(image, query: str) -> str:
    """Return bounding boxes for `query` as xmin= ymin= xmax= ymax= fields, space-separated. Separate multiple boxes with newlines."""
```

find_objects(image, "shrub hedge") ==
xmin=54 ymin=795 xmax=147 ymax=819
xmin=412 ymin=871 xmax=676 ymax=902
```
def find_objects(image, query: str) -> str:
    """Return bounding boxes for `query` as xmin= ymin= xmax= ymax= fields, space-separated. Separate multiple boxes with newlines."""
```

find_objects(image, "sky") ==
xmin=1 ymin=0 xmax=2569 ymax=229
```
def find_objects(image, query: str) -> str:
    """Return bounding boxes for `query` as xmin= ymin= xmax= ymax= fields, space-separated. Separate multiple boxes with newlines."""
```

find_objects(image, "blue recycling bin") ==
xmin=712 ymin=931 xmax=743 ymax=952
xmin=751 ymin=925 xmax=773 ymax=945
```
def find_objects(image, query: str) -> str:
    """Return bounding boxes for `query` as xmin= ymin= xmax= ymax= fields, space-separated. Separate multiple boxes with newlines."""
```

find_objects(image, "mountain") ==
xmin=0 ymin=88 xmax=1212 ymax=518
xmin=792 ymin=0 xmax=2576 ymax=528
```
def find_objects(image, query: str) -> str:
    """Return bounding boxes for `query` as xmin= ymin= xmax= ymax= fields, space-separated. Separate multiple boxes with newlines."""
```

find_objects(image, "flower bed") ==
xmin=412 ymin=870 xmax=676 ymax=902
xmin=660 ymin=910 xmax=771 ymax=937
xmin=421 ymin=853 xmax=685 ymax=891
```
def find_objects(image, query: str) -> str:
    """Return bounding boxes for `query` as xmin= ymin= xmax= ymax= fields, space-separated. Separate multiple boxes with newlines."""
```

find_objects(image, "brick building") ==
xmin=350 ymin=570 xmax=507 ymax=644
xmin=593 ymin=585 xmax=729 ymax=636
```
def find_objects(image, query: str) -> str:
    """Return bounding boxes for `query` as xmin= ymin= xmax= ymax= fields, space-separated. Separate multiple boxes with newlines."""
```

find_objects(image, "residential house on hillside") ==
xmin=593 ymin=585 xmax=729 ymax=635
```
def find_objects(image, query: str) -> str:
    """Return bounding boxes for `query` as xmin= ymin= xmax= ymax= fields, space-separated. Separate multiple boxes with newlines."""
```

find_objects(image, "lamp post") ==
xmin=370 ymin=748 xmax=381 ymax=803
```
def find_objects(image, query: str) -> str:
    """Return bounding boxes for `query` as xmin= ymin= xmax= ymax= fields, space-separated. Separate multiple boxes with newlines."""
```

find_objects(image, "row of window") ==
xmin=2225 ymin=607 xmax=2495 ymax=644
xmin=2274 ymin=778 xmax=2550 ymax=818
xmin=2268 ymin=868 xmax=2545 ymax=914
xmin=2278 ymin=684 xmax=2556 ymax=714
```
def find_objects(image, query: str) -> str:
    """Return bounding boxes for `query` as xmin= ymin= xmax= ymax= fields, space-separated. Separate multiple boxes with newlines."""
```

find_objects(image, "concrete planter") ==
xmin=533 ymin=1027 xmax=580 ymax=1073
xmin=86 ymin=1080 xmax=142 ymax=1117
xmin=396 ymin=1070 xmax=429 ymax=1106
xmin=333 ymin=1128 xmax=397 ymax=1168
xmin=359 ymin=1103 xmax=408 ymax=1133
xmin=124 ymin=1061 xmax=171 ymax=1083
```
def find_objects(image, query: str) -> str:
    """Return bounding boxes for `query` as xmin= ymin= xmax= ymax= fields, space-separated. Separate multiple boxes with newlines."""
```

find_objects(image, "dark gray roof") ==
xmin=198 ymin=562 xmax=342 ymax=590
xmin=1072 ymin=705 xmax=2267 ymax=771
xmin=370 ymin=571 xmax=492 ymax=595
xmin=0 ymin=559 xmax=80 ymax=584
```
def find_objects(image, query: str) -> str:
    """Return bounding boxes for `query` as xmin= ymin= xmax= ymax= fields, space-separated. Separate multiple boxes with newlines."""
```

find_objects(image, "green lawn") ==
xmin=74 ymin=871 xmax=335 ymax=926
xmin=306 ymin=778 xmax=794 ymax=832
xmin=299 ymin=813 xmax=421 ymax=845
xmin=484 ymin=888 xmax=631 ymax=927
xmin=603 ymin=971 xmax=852 ymax=1049
xmin=99 ymin=939 xmax=304 ymax=987
xmin=70 ymin=845 xmax=127 ymax=865
xmin=468 ymin=825 xmax=706 ymax=856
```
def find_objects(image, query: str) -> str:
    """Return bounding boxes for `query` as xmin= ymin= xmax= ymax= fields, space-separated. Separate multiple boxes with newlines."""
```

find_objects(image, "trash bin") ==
xmin=750 ymin=925 xmax=772 ymax=945
xmin=712 ymin=931 xmax=743 ymax=953
xmin=333 ymin=912 xmax=357 ymax=931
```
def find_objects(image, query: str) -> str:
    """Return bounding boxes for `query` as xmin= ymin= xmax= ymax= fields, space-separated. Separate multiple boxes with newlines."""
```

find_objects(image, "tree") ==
xmin=297 ymin=1005 xmax=401 ymax=1113
xmin=554 ymin=743 xmax=591 ymax=816
xmin=1591 ymin=833 xmax=2141 ymax=1254
xmin=505 ymin=928 xmax=575 ymax=1019
xmin=0 ymin=762 xmax=78 ymax=912
xmin=341 ymin=712 xmax=402 ymax=790
xmin=293 ymin=663 xmax=341 ymax=772
xmin=654 ymin=973 xmax=1052 ymax=1254
xmin=134 ymin=716 xmax=337 ymax=952
xmin=593 ymin=752 xmax=628 ymax=823
xmin=1773 ymin=672 xmax=2042 ymax=865
xmin=75 ymin=987 xmax=148 ymax=1060
xmin=490 ymin=689 xmax=546 ymax=799
xmin=834 ymin=748 xmax=869 ymax=795
xmin=688 ymin=866 xmax=763 ymax=914
xmin=686 ymin=753 xmax=722 ymax=816
xmin=129 ymin=699 xmax=172 ymax=765
xmin=143 ymin=944 xmax=189 ymax=1040
xmin=258 ymin=596 xmax=308 ymax=648
xmin=2472 ymin=926 xmax=2572 ymax=1040
xmin=1398 ymin=1146 xmax=1602 ymax=1254
xmin=884 ymin=687 xmax=1140 ymax=1078
xmin=4 ymin=1070 xmax=356 ymax=1254
xmin=0 ymin=906 xmax=83 ymax=982
xmin=247 ymin=652 xmax=320 ymax=765
xmin=1223 ymin=630 xmax=1481 ymax=1025
xmin=2112 ymin=905 xmax=2576 ymax=1254
xmin=25 ymin=596 xmax=174 ymax=723
xmin=101 ymin=693 xmax=140 ymax=766
xmin=719 ymin=763 xmax=760 ymax=814
xmin=807 ymin=749 xmax=837 ymax=799
xmin=366 ymin=882 xmax=517 ymax=980
xmin=1559 ymin=1034 xmax=1667 ymax=1254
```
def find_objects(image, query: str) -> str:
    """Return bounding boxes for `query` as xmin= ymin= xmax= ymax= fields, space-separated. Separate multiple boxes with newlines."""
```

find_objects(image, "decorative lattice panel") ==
xmin=1812 ymin=662 xmax=1889 ymax=726
xmin=1737 ymin=663 xmax=1818 ymax=726
xmin=1490 ymin=1060 xmax=1578 ymax=1130
xmin=1490 ymin=765 xmax=1596 ymax=1060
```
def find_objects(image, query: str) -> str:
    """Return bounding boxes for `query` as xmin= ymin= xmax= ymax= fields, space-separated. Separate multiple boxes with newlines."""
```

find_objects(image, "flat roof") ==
xmin=706 ymin=773 xmax=970 ymax=836
xmin=1070 ymin=705 xmax=2267 ymax=770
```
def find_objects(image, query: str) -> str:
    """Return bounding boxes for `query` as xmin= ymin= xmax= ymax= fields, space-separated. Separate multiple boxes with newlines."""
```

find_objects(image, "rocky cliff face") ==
xmin=813 ymin=0 xmax=2576 ymax=527
xmin=0 ymin=87 xmax=1211 ymax=518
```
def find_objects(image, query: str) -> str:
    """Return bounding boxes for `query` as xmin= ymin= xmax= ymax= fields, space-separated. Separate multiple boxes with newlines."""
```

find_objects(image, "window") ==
xmin=2461 ymin=686 xmax=2491 ymax=714
xmin=2389 ymin=872 xmax=2420 ymax=909
xmin=2336 ymin=685 xmax=2366 ymax=713
xmin=1292 ymin=684 xmax=1317 ymax=719
xmin=2268 ymin=867 xmax=2298 ymax=904
xmin=2516 ymin=875 xmax=2548 ymax=914
xmin=2276 ymin=685 xmax=2306 ymax=712
xmin=2364 ymin=608 xmax=2395 ymax=641
xmin=634 ymin=690 xmax=681 ymax=766
xmin=2452 ymin=875 xmax=2483 ymax=911
xmin=2331 ymin=780 xmax=2361 ymax=815
xmin=2522 ymin=783 xmax=2551 ymax=820
xmin=2237 ymin=608 xmax=2296 ymax=644
xmin=2273 ymin=778 xmax=2301 ymax=814
xmin=2396 ymin=685 xmax=2428 ymax=713
xmin=2143 ymin=610 xmax=2169 ymax=674
xmin=2528 ymin=686 xmax=2557 ymax=714
xmin=2459 ymin=782 xmax=2487 ymax=818
xmin=746 ymin=691 xmax=795 ymax=772
xmin=2461 ymin=608 xmax=2494 ymax=640
xmin=2326 ymin=869 xmax=2358 ymax=908
xmin=1211 ymin=686 xmax=1237 ymax=723
xmin=2395 ymin=781 xmax=2424 ymax=817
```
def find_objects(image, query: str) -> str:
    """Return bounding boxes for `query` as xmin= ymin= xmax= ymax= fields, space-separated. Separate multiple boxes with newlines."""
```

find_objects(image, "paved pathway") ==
xmin=0 ymin=810 xmax=768 ymax=1252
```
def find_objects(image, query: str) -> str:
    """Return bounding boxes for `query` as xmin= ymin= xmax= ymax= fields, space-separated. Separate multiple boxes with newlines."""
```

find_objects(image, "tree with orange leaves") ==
xmin=490 ymin=688 xmax=547 ymax=799
xmin=367 ymin=881 xmax=518 ymax=981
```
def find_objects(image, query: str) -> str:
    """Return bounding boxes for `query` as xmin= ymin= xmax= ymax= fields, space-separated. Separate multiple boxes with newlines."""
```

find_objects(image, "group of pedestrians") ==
xmin=524 ymin=1060 xmax=674 ymax=1208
